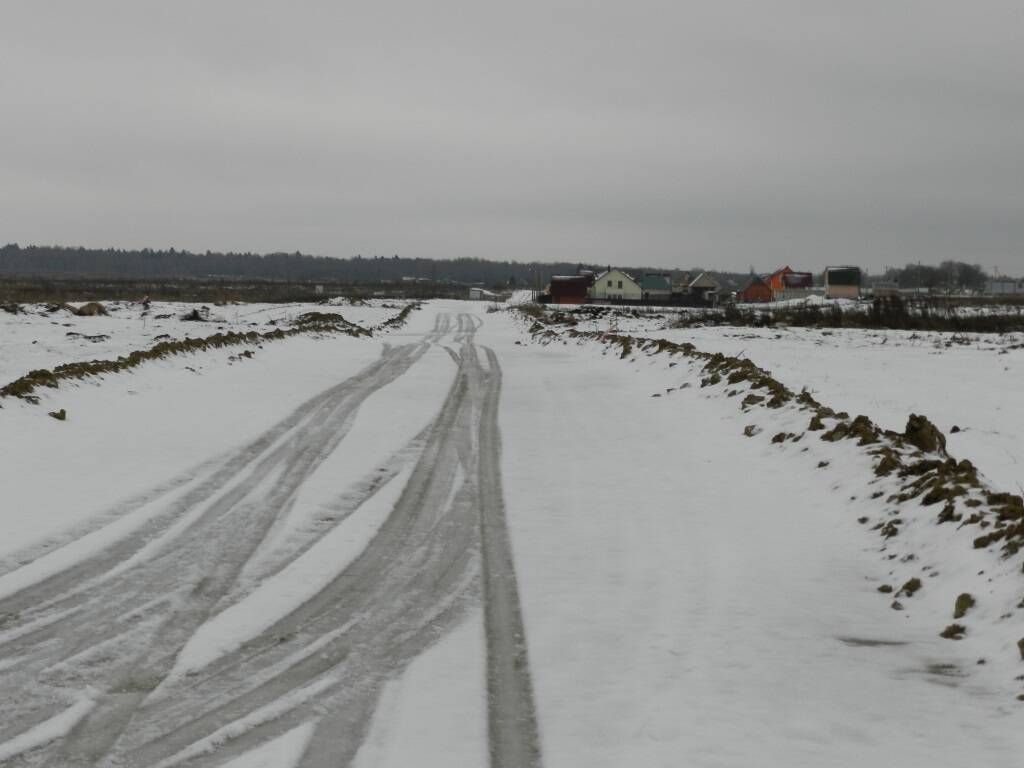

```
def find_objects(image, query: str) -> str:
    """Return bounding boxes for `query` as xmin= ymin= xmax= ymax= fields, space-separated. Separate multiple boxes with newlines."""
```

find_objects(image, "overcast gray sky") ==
xmin=2 ymin=1 xmax=1023 ymax=273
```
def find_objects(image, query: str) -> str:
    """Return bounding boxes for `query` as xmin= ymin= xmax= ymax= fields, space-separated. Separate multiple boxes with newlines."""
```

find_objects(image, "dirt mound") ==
xmin=73 ymin=302 xmax=108 ymax=316
xmin=180 ymin=306 xmax=211 ymax=322
xmin=903 ymin=414 xmax=946 ymax=454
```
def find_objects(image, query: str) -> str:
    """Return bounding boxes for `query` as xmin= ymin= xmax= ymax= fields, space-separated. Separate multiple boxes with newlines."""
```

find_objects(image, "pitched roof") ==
xmin=594 ymin=269 xmax=639 ymax=285
xmin=689 ymin=271 xmax=721 ymax=290
xmin=641 ymin=273 xmax=672 ymax=291
xmin=741 ymin=274 xmax=768 ymax=289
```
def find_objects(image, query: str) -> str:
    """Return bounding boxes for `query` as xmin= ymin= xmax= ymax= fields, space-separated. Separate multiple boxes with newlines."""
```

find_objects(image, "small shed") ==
xmin=469 ymin=287 xmax=498 ymax=301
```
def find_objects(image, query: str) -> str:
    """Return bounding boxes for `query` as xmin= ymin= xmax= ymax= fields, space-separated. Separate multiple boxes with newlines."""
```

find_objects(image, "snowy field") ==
xmin=0 ymin=299 xmax=1022 ymax=767
xmin=0 ymin=299 xmax=404 ymax=386
xmin=558 ymin=307 xmax=1024 ymax=494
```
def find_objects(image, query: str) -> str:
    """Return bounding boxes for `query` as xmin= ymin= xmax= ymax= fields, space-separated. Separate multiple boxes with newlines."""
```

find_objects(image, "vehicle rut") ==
xmin=0 ymin=311 xmax=542 ymax=768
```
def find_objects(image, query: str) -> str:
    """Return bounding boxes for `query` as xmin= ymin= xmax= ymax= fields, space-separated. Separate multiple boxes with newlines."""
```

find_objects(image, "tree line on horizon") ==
xmin=879 ymin=261 xmax=990 ymax=291
xmin=0 ymin=244 xmax=997 ymax=292
xmin=0 ymin=244 xmax=744 ymax=289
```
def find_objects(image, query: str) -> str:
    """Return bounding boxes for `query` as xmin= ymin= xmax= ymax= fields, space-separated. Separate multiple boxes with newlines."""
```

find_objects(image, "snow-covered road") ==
xmin=0 ymin=301 xmax=1021 ymax=767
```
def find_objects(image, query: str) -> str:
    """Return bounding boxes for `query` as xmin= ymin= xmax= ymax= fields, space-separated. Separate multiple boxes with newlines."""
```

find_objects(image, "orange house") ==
xmin=766 ymin=266 xmax=794 ymax=293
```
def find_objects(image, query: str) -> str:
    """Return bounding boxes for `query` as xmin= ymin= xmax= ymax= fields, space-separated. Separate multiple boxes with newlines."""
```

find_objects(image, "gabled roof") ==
xmin=768 ymin=265 xmax=793 ymax=281
xmin=594 ymin=269 xmax=639 ymax=286
xmin=689 ymin=271 xmax=720 ymax=290
xmin=641 ymin=273 xmax=672 ymax=291
xmin=741 ymin=274 xmax=769 ymax=290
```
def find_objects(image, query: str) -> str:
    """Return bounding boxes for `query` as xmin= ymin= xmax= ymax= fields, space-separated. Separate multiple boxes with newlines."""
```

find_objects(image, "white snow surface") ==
xmin=0 ymin=330 xmax=382 ymax=563
xmin=218 ymin=723 xmax=316 ymax=768
xmin=0 ymin=298 xmax=404 ymax=386
xmin=168 ymin=463 xmax=414 ymax=678
xmin=566 ymin=309 xmax=1024 ymax=494
xmin=489 ymin=314 xmax=1023 ymax=766
xmin=1 ymin=299 xmax=1022 ymax=766
xmin=149 ymin=678 xmax=335 ymax=768
xmin=353 ymin=611 xmax=487 ymax=768
xmin=0 ymin=690 xmax=97 ymax=762
xmin=661 ymin=324 xmax=1024 ymax=495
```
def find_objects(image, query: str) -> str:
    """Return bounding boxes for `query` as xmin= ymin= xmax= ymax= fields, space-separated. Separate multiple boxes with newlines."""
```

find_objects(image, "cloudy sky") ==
xmin=2 ymin=1 xmax=1022 ymax=272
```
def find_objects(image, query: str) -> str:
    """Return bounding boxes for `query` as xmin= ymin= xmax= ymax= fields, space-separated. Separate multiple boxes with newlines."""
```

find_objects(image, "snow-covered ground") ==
xmin=0 ymin=299 xmax=405 ymax=386
xmin=664 ymin=325 xmax=1024 ymax=496
xmin=555 ymin=306 xmax=1024 ymax=494
xmin=0 ymin=299 xmax=1021 ymax=767
xmin=496 ymin=315 xmax=1023 ymax=766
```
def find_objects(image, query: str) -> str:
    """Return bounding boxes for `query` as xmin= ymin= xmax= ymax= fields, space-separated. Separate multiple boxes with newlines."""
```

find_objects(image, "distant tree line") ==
xmin=0 ymin=244 xmax=751 ymax=290
xmin=8 ymin=245 xmax=990 ymax=294
xmin=876 ymin=261 xmax=989 ymax=291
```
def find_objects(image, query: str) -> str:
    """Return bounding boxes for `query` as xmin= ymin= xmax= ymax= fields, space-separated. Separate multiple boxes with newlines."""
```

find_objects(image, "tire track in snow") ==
xmin=0 ymin=315 xmax=453 ymax=764
xmin=0 ymin=310 xmax=451 ymax=622
xmin=0 ymin=311 xmax=542 ymax=768
xmin=114 ymin=313 xmax=491 ymax=767
xmin=478 ymin=346 xmax=543 ymax=768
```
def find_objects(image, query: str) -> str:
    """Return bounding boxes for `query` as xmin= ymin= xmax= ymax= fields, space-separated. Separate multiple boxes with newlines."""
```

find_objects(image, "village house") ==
xmin=774 ymin=271 xmax=814 ymax=301
xmin=546 ymin=274 xmax=594 ymax=304
xmin=671 ymin=272 xmax=692 ymax=298
xmin=765 ymin=266 xmax=794 ymax=294
xmin=688 ymin=272 xmax=721 ymax=304
xmin=824 ymin=266 xmax=861 ymax=299
xmin=761 ymin=266 xmax=814 ymax=300
xmin=738 ymin=274 xmax=772 ymax=303
xmin=591 ymin=269 xmax=642 ymax=301
xmin=640 ymin=273 xmax=672 ymax=303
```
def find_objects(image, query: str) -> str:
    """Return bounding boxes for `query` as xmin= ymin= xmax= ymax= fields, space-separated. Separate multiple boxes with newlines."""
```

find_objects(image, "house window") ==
xmin=618 ymin=280 xmax=623 ymax=289
xmin=607 ymin=280 xmax=612 ymax=287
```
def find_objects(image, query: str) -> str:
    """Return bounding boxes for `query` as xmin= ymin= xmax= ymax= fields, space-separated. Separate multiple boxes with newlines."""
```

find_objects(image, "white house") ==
xmin=591 ymin=269 xmax=642 ymax=301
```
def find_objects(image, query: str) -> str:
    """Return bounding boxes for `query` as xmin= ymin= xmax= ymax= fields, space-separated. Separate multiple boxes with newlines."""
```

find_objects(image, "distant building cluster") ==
xmin=520 ymin=261 xmax=1024 ymax=306
xmin=543 ymin=269 xmax=723 ymax=306
xmin=538 ymin=265 xmax=868 ymax=306
xmin=738 ymin=265 xmax=861 ymax=303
